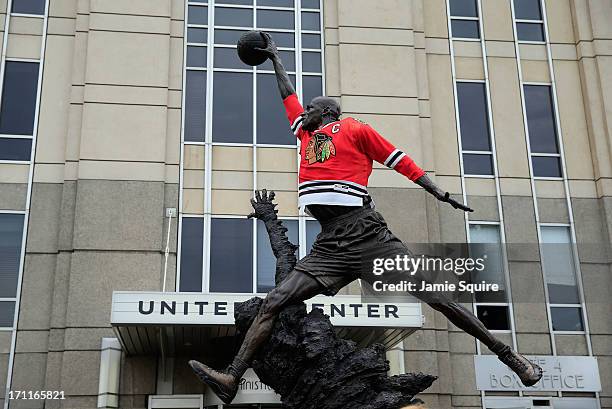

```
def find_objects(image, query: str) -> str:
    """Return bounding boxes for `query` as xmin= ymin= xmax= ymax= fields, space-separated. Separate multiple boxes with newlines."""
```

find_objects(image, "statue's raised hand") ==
xmin=254 ymin=32 xmax=280 ymax=61
xmin=248 ymin=189 xmax=278 ymax=222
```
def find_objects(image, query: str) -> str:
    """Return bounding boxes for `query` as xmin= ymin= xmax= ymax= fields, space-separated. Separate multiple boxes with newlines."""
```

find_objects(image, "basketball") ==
xmin=237 ymin=30 xmax=269 ymax=66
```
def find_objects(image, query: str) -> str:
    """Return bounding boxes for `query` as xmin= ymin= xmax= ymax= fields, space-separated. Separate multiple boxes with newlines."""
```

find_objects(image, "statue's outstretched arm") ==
xmin=255 ymin=32 xmax=296 ymax=100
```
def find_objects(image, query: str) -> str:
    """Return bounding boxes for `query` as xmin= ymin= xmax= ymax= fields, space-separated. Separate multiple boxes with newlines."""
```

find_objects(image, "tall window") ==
xmin=469 ymin=224 xmax=510 ymax=331
xmin=0 ymin=214 xmax=25 ymax=328
xmin=540 ymin=226 xmax=584 ymax=332
xmin=449 ymin=0 xmax=480 ymax=40
xmin=524 ymin=85 xmax=562 ymax=178
xmin=0 ymin=61 xmax=40 ymax=162
xmin=513 ymin=0 xmax=545 ymax=42
xmin=180 ymin=0 xmax=324 ymax=293
xmin=457 ymin=82 xmax=493 ymax=176
xmin=185 ymin=0 xmax=324 ymax=145
xmin=11 ymin=0 xmax=46 ymax=15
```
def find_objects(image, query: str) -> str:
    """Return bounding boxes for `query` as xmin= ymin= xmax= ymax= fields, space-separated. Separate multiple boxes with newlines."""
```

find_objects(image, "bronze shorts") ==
xmin=294 ymin=205 xmax=412 ymax=296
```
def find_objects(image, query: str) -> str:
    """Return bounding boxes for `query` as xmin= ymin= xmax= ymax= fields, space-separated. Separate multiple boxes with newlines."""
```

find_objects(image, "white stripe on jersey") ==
xmin=389 ymin=152 xmax=406 ymax=169
xmin=291 ymin=116 xmax=304 ymax=135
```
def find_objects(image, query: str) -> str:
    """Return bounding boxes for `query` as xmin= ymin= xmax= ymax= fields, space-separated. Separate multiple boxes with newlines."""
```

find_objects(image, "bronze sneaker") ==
xmin=497 ymin=350 xmax=543 ymax=387
xmin=188 ymin=360 xmax=238 ymax=404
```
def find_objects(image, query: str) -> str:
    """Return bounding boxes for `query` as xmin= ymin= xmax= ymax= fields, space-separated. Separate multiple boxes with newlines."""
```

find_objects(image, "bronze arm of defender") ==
xmin=415 ymin=175 xmax=473 ymax=212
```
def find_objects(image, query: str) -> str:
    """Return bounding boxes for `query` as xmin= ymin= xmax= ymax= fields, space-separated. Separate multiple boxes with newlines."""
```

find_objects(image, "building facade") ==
xmin=0 ymin=0 xmax=611 ymax=408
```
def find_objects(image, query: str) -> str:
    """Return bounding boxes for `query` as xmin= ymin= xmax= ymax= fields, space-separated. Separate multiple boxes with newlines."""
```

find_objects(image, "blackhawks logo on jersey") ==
xmin=305 ymin=133 xmax=336 ymax=165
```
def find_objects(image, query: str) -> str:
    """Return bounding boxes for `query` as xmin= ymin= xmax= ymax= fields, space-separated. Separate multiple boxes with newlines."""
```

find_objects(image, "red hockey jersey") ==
xmin=284 ymin=93 xmax=425 ymax=207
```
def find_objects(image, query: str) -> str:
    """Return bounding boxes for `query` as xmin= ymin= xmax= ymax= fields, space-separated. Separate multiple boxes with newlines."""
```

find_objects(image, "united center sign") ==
xmin=111 ymin=292 xmax=423 ymax=327
xmin=110 ymin=291 xmax=424 ymax=355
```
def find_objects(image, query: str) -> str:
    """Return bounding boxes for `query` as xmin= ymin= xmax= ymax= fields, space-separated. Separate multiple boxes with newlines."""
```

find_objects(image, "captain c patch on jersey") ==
xmin=305 ymin=133 xmax=336 ymax=165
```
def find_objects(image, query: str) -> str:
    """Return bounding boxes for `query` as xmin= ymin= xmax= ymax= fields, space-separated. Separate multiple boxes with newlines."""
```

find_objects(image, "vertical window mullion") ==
xmin=203 ymin=1 xmax=215 ymax=293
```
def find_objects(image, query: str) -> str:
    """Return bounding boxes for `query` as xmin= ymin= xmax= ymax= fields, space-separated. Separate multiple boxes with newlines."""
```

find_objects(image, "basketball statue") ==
xmin=188 ymin=31 xmax=543 ymax=406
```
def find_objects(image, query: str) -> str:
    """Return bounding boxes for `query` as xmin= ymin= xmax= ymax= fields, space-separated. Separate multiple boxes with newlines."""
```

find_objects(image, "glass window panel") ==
xmin=532 ymin=156 xmax=562 ymax=177
xmin=0 ymin=214 xmax=24 ymax=298
xmin=210 ymin=218 xmax=253 ymax=293
xmin=302 ymin=33 xmax=321 ymax=49
xmin=257 ymin=9 xmax=294 ymax=29
xmin=517 ymin=22 xmax=545 ymax=41
xmin=266 ymin=32 xmax=295 ymax=48
xmin=457 ymin=82 xmax=491 ymax=151
xmin=185 ymin=70 xmax=207 ymax=142
xmin=214 ymin=29 xmax=248 ymax=45
xmin=188 ymin=5 xmax=208 ymax=25
xmin=187 ymin=46 xmax=207 ymax=67
xmin=257 ymin=73 xmax=297 ymax=145
xmin=0 ymin=301 xmax=15 ymax=327
xmin=524 ymin=85 xmax=558 ymax=153
xmin=179 ymin=218 xmax=204 ymax=292
xmin=257 ymin=220 xmax=298 ymax=292
xmin=463 ymin=154 xmax=493 ymax=175
xmin=260 ymin=50 xmax=295 ymax=71
xmin=302 ymin=76 xmax=323 ymax=107
xmin=306 ymin=220 xmax=321 ymax=254
xmin=0 ymin=61 xmax=39 ymax=135
xmin=215 ymin=7 xmax=253 ymax=27
xmin=11 ymin=0 xmax=45 ymax=14
xmin=214 ymin=47 xmax=245 ymax=68
xmin=514 ymin=0 xmax=543 ymax=20
xmin=476 ymin=305 xmax=510 ymax=330
xmin=0 ymin=138 xmax=32 ymax=161
xmin=551 ymin=307 xmax=584 ymax=332
xmin=302 ymin=0 xmax=320 ymax=8
xmin=216 ymin=0 xmax=252 ymax=4
xmin=213 ymin=72 xmax=253 ymax=143
xmin=301 ymin=12 xmax=320 ymax=30
xmin=450 ymin=0 xmax=478 ymax=17
xmin=541 ymin=226 xmax=580 ymax=304
xmin=302 ymin=51 xmax=322 ymax=72
xmin=451 ymin=19 xmax=480 ymax=39
xmin=469 ymin=224 xmax=506 ymax=303
xmin=258 ymin=0 xmax=294 ymax=7
xmin=190 ymin=0 xmax=208 ymax=2
xmin=188 ymin=27 xmax=208 ymax=43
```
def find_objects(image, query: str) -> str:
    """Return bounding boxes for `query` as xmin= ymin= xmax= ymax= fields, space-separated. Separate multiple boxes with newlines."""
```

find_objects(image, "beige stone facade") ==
xmin=0 ymin=0 xmax=611 ymax=408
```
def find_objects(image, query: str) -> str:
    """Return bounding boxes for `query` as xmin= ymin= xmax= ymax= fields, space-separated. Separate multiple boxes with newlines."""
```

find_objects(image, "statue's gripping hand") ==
xmin=248 ymin=189 xmax=279 ymax=222
xmin=254 ymin=32 xmax=280 ymax=61
xmin=440 ymin=192 xmax=473 ymax=212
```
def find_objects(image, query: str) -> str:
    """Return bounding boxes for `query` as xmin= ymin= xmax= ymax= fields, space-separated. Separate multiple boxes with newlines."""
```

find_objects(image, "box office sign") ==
xmin=111 ymin=292 xmax=423 ymax=328
xmin=474 ymin=355 xmax=601 ymax=392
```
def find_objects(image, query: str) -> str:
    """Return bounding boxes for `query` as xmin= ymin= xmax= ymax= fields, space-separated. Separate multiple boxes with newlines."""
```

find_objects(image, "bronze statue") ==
xmin=189 ymin=32 xmax=542 ymax=404
xmin=227 ymin=193 xmax=437 ymax=408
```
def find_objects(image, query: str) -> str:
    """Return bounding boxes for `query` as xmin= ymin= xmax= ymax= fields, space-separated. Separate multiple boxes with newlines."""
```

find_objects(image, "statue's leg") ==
xmin=189 ymin=270 xmax=322 ymax=404
xmin=426 ymin=301 xmax=499 ymax=350
xmin=359 ymin=207 xmax=542 ymax=388
xmin=407 ymin=276 xmax=542 ymax=387
xmin=235 ymin=270 xmax=322 ymax=361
